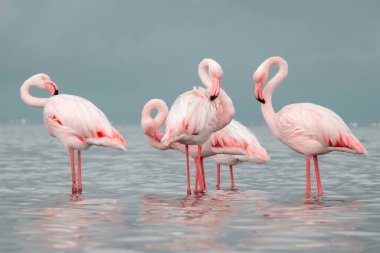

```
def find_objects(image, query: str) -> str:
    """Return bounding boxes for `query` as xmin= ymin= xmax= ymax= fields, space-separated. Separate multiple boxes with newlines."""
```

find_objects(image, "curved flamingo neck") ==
xmin=261 ymin=57 xmax=288 ymax=135
xmin=198 ymin=59 xmax=213 ymax=90
xmin=215 ymin=88 xmax=235 ymax=131
xmin=141 ymin=100 xmax=170 ymax=150
xmin=198 ymin=59 xmax=221 ymax=98
xmin=142 ymin=100 xmax=168 ymax=128
xmin=20 ymin=78 xmax=48 ymax=108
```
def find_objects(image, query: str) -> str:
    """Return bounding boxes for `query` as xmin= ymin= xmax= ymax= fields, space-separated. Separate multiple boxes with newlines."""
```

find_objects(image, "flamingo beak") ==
xmin=46 ymin=81 xmax=59 ymax=96
xmin=254 ymin=82 xmax=265 ymax=104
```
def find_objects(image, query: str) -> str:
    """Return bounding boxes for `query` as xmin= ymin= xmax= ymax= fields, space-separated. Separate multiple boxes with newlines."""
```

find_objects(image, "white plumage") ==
xmin=44 ymin=94 xmax=126 ymax=150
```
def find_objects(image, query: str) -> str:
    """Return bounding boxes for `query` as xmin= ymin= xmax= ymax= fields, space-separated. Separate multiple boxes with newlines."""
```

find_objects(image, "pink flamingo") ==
xmin=142 ymin=99 xmax=268 ymax=191
xmin=253 ymin=56 xmax=367 ymax=198
xmin=210 ymin=119 xmax=269 ymax=189
xmin=160 ymin=58 xmax=235 ymax=194
xmin=20 ymin=74 xmax=127 ymax=194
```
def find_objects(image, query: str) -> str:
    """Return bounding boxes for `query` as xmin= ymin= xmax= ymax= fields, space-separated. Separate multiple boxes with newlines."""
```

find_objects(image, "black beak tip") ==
xmin=54 ymin=90 xmax=59 ymax=95
xmin=210 ymin=95 xmax=218 ymax=101
xmin=256 ymin=97 xmax=265 ymax=104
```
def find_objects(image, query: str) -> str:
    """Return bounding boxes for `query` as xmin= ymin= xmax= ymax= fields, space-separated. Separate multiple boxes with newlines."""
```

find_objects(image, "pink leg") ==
xmin=216 ymin=164 xmax=221 ymax=189
xmin=306 ymin=156 xmax=311 ymax=198
xmin=313 ymin=156 xmax=323 ymax=197
xmin=197 ymin=145 xmax=205 ymax=192
xmin=229 ymin=165 xmax=235 ymax=189
xmin=69 ymin=148 xmax=77 ymax=194
xmin=78 ymin=150 xmax=82 ymax=194
xmin=193 ymin=156 xmax=199 ymax=193
xmin=201 ymin=157 xmax=206 ymax=189
xmin=185 ymin=145 xmax=191 ymax=195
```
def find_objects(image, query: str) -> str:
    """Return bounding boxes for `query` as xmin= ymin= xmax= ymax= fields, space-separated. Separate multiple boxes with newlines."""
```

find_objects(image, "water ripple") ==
xmin=0 ymin=125 xmax=379 ymax=252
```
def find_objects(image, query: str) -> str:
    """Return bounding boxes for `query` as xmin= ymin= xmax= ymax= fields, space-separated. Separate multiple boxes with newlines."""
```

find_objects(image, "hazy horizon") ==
xmin=1 ymin=0 xmax=379 ymax=126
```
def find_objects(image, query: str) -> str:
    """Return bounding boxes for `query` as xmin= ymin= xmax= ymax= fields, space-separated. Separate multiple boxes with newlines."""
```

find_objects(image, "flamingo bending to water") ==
xmin=253 ymin=57 xmax=367 ymax=197
xmin=20 ymin=74 xmax=127 ymax=194
xmin=210 ymin=120 xmax=269 ymax=189
xmin=160 ymin=59 xmax=235 ymax=194
xmin=142 ymin=99 xmax=268 ymax=191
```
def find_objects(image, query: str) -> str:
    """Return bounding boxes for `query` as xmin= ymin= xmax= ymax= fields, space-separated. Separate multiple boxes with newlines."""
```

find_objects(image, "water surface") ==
xmin=0 ymin=125 xmax=379 ymax=252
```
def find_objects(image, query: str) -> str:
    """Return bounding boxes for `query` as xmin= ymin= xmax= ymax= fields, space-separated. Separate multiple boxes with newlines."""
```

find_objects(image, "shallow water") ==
xmin=0 ymin=124 xmax=379 ymax=253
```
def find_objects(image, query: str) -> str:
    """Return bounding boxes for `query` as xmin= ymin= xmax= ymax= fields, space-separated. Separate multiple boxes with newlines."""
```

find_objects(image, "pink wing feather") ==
xmin=276 ymin=103 xmax=366 ymax=155
xmin=43 ymin=94 xmax=126 ymax=150
xmin=209 ymin=119 xmax=269 ymax=162
xmin=162 ymin=87 xmax=219 ymax=145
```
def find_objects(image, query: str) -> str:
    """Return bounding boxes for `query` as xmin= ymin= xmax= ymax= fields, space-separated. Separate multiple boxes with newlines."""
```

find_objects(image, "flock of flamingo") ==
xmin=20 ymin=56 xmax=367 ymax=198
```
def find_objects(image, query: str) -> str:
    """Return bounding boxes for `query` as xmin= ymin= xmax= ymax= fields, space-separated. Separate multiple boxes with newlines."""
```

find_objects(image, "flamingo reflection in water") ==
xmin=17 ymin=198 xmax=125 ymax=250
xmin=138 ymin=191 xmax=249 ymax=251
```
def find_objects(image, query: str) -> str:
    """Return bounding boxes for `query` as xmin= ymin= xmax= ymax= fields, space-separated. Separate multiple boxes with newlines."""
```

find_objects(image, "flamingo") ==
xmin=20 ymin=73 xmax=127 ymax=194
xmin=160 ymin=58 xmax=235 ymax=194
xmin=142 ymin=99 xmax=268 ymax=192
xmin=253 ymin=56 xmax=367 ymax=198
xmin=210 ymin=120 xmax=269 ymax=189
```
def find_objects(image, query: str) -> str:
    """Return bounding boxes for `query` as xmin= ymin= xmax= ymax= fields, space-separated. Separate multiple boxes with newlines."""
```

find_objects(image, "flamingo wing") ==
xmin=162 ymin=87 xmax=219 ymax=144
xmin=276 ymin=103 xmax=366 ymax=154
xmin=209 ymin=120 xmax=269 ymax=162
xmin=44 ymin=94 xmax=126 ymax=150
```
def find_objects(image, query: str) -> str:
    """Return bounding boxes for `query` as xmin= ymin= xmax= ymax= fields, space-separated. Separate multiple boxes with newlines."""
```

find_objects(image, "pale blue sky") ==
xmin=0 ymin=0 xmax=379 ymax=125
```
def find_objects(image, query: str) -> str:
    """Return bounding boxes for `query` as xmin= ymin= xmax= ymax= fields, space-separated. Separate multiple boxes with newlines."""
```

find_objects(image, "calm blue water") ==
xmin=0 ymin=124 xmax=379 ymax=253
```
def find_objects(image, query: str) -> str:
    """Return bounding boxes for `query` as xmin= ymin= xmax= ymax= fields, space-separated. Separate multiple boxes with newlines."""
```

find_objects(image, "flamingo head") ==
xmin=253 ymin=69 xmax=267 ymax=104
xmin=32 ymin=73 xmax=59 ymax=96
xmin=208 ymin=60 xmax=223 ymax=101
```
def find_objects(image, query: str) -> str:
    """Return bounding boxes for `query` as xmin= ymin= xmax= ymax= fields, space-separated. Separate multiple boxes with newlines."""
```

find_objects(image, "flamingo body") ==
xmin=143 ymin=99 xmax=260 ymax=159
xmin=210 ymin=119 xmax=269 ymax=163
xmin=160 ymin=58 xmax=235 ymax=194
xmin=253 ymin=56 xmax=366 ymax=197
xmin=162 ymin=87 xmax=220 ymax=145
xmin=274 ymin=103 xmax=365 ymax=156
xmin=21 ymin=73 xmax=127 ymax=194
xmin=44 ymin=94 xmax=126 ymax=151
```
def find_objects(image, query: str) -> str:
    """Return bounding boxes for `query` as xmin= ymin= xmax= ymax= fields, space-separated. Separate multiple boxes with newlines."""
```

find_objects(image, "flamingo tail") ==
xmin=86 ymin=128 xmax=127 ymax=150
xmin=349 ymin=134 xmax=367 ymax=155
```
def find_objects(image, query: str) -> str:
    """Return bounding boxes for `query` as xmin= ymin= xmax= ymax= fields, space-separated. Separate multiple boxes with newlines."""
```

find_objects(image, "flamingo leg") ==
xmin=216 ymin=164 xmax=221 ymax=189
xmin=200 ymin=157 xmax=206 ymax=189
xmin=193 ymin=156 xmax=199 ymax=194
xmin=305 ymin=156 xmax=311 ymax=198
xmin=69 ymin=148 xmax=77 ymax=194
xmin=229 ymin=165 xmax=235 ymax=189
xmin=185 ymin=145 xmax=191 ymax=195
xmin=197 ymin=145 xmax=205 ymax=192
xmin=313 ymin=156 xmax=323 ymax=197
xmin=78 ymin=150 xmax=82 ymax=194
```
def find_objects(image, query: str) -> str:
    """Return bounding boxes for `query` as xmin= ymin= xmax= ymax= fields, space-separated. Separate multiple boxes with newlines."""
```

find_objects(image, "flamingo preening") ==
xmin=210 ymin=119 xmax=269 ymax=189
xmin=253 ymin=57 xmax=367 ymax=198
xmin=20 ymin=74 xmax=127 ymax=194
xmin=160 ymin=58 xmax=235 ymax=194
